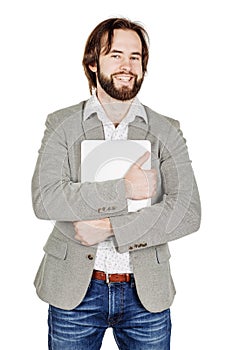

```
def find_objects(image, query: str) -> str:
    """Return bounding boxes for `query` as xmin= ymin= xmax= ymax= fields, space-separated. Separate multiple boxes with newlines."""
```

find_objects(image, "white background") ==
xmin=1 ymin=0 xmax=232 ymax=348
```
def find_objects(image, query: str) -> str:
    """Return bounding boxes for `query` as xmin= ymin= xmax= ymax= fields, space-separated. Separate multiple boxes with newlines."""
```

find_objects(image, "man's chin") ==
xmin=113 ymin=84 xmax=135 ymax=97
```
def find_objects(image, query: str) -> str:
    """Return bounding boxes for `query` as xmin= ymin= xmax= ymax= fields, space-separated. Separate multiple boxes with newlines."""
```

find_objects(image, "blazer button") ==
xmin=87 ymin=254 xmax=94 ymax=260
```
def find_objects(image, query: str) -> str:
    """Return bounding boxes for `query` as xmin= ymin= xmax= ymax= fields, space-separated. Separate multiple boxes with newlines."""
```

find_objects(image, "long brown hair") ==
xmin=82 ymin=18 xmax=150 ymax=93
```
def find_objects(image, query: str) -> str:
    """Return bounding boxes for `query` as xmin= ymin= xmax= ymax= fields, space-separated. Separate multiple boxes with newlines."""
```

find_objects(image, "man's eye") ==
xmin=111 ymin=55 xmax=121 ymax=59
xmin=131 ymin=56 xmax=140 ymax=61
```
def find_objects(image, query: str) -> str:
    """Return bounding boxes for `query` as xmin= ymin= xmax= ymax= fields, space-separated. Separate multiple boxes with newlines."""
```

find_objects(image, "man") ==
xmin=32 ymin=18 xmax=201 ymax=350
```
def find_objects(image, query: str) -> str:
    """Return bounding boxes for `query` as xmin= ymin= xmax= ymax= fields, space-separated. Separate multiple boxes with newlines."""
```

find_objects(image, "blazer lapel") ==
xmin=128 ymin=116 xmax=149 ymax=140
xmin=81 ymin=113 xmax=105 ymax=140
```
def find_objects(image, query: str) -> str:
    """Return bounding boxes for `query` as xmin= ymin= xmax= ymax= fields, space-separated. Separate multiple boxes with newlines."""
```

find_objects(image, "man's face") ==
xmin=95 ymin=29 xmax=144 ymax=101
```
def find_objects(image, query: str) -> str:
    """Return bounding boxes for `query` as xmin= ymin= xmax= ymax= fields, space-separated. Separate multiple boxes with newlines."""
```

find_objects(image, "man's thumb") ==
xmin=134 ymin=151 xmax=150 ymax=168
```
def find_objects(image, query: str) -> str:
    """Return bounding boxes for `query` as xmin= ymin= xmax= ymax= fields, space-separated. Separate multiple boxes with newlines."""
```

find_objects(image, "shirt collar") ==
xmin=83 ymin=91 xmax=148 ymax=125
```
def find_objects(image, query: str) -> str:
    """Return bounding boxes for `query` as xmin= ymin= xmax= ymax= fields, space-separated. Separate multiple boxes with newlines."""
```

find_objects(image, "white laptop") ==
xmin=81 ymin=140 xmax=151 ymax=212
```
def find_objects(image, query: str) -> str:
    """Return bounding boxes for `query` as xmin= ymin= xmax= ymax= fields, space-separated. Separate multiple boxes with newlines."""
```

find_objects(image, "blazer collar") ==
xmin=82 ymin=113 xmax=149 ymax=140
xmin=81 ymin=113 xmax=105 ymax=140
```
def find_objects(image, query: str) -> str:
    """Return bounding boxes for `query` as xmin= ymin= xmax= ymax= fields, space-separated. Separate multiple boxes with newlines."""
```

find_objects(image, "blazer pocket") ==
xmin=155 ymin=244 xmax=171 ymax=264
xmin=43 ymin=237 xmax=68 ymax=260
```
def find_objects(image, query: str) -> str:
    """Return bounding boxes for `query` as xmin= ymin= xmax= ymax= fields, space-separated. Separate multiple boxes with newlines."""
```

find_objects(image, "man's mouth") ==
xmin=113 ymin=74 xmax=136 ymax=85
xmin=114 ymin=75 xmax=133 ymax=81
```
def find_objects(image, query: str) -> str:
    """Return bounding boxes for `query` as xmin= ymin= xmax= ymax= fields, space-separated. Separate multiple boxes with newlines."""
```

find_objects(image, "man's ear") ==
xmin=89 ymin=63 xmax=97 ymax=73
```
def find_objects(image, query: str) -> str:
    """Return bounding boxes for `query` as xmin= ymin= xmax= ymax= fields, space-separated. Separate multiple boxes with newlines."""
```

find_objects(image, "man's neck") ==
xmin=96 ymin=88 xmax=134 ymax=126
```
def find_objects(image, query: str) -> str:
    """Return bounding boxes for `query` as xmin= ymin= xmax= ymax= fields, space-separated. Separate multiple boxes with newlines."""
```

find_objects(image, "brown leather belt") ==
xmin=92 ymin=270 xmax=132 ymax=283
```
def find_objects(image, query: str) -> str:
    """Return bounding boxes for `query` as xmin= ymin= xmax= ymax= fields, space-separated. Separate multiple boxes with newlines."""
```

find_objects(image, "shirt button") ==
xmin=87 ymin=254 xmax=94 ymax=260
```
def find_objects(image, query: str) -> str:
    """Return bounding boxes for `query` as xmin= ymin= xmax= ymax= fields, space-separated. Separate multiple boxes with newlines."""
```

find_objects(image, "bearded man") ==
xmin=32 ymin=17 xmax=201 ymax=350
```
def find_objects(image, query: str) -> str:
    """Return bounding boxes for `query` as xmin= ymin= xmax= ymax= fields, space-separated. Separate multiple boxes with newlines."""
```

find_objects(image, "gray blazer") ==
xmin=32 ymin=101 xmax=201 ymax=312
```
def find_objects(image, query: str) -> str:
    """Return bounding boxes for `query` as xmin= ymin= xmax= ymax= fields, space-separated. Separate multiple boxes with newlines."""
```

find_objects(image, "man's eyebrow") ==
xmin=109 ymin=49 xmax=123 ymax=54
xmin=131 ymin=52 xmax=142 ymax=56
xmin=110 ymin=49 xmax=142 ymax=56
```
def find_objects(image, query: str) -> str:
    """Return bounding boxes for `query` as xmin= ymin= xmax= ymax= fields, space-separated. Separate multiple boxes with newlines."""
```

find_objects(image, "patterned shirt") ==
xmin=83 ymin=92 xmax=148 ymax=273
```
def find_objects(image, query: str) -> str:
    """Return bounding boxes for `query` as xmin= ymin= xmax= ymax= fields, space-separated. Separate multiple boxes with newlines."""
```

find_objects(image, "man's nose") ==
xmin=120 ymin=57 xmax=131 ymax=71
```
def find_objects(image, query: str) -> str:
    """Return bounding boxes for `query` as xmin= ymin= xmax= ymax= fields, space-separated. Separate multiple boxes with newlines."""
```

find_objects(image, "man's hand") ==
xmin=73 ymin=218 xmax=114 ymax=246
xmin=124 ymin=151 xmax=156 ymax=200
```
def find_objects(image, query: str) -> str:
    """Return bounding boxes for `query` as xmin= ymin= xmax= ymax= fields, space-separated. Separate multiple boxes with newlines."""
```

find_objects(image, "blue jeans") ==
xmin=48 ymin=277 xmax=171 ymax=349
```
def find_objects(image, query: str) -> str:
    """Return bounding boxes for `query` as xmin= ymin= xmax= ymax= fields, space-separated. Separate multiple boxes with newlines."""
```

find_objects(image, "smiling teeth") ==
xmin=116 ymin=76 xmax=131 ymax=81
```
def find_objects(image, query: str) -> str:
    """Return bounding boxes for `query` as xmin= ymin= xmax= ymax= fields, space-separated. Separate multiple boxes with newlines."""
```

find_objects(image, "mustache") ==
xmin=112 ymin=71 xmax=137 ymax=78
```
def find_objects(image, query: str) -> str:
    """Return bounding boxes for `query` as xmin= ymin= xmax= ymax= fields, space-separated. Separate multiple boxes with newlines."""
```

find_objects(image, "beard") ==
xmin=97 ymin=69 xmax=144 ymax=101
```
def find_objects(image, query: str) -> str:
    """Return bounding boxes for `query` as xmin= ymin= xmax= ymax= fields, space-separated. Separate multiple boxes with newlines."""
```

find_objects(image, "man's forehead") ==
xmin=100 ymin=29 xmax=142 ymax=53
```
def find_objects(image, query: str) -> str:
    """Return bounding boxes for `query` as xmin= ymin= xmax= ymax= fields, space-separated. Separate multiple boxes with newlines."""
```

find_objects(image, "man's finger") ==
xmin=134 ymin=151 xmax=150 ymax=168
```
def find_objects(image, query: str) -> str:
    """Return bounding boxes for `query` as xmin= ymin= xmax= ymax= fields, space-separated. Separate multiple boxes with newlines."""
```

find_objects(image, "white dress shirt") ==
xmin=83 ymin=92 xmax=148 ymax=273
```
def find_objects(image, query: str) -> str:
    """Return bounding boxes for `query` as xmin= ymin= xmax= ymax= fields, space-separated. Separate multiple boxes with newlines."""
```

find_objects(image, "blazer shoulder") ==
xmin=143 ymin=105 xmax=180 ymax=130
xmin=46 ymin=101 xmax=86 ymax=128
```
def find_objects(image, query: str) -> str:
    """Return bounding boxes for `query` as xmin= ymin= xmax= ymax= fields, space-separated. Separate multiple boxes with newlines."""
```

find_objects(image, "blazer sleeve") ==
xmin=31 ymin=113 xmax=128 ymax=221
xmin=110 ymin=120 xmax=201 ymax=253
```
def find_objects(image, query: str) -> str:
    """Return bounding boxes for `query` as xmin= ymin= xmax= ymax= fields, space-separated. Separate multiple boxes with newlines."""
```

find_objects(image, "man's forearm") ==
xmin=110 ymin=122 xmax=201 ymax=253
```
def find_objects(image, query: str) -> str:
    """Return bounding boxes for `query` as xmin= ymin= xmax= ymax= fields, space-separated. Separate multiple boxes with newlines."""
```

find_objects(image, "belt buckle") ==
xmin=106 ymin=272 xmax=110 ymax=284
